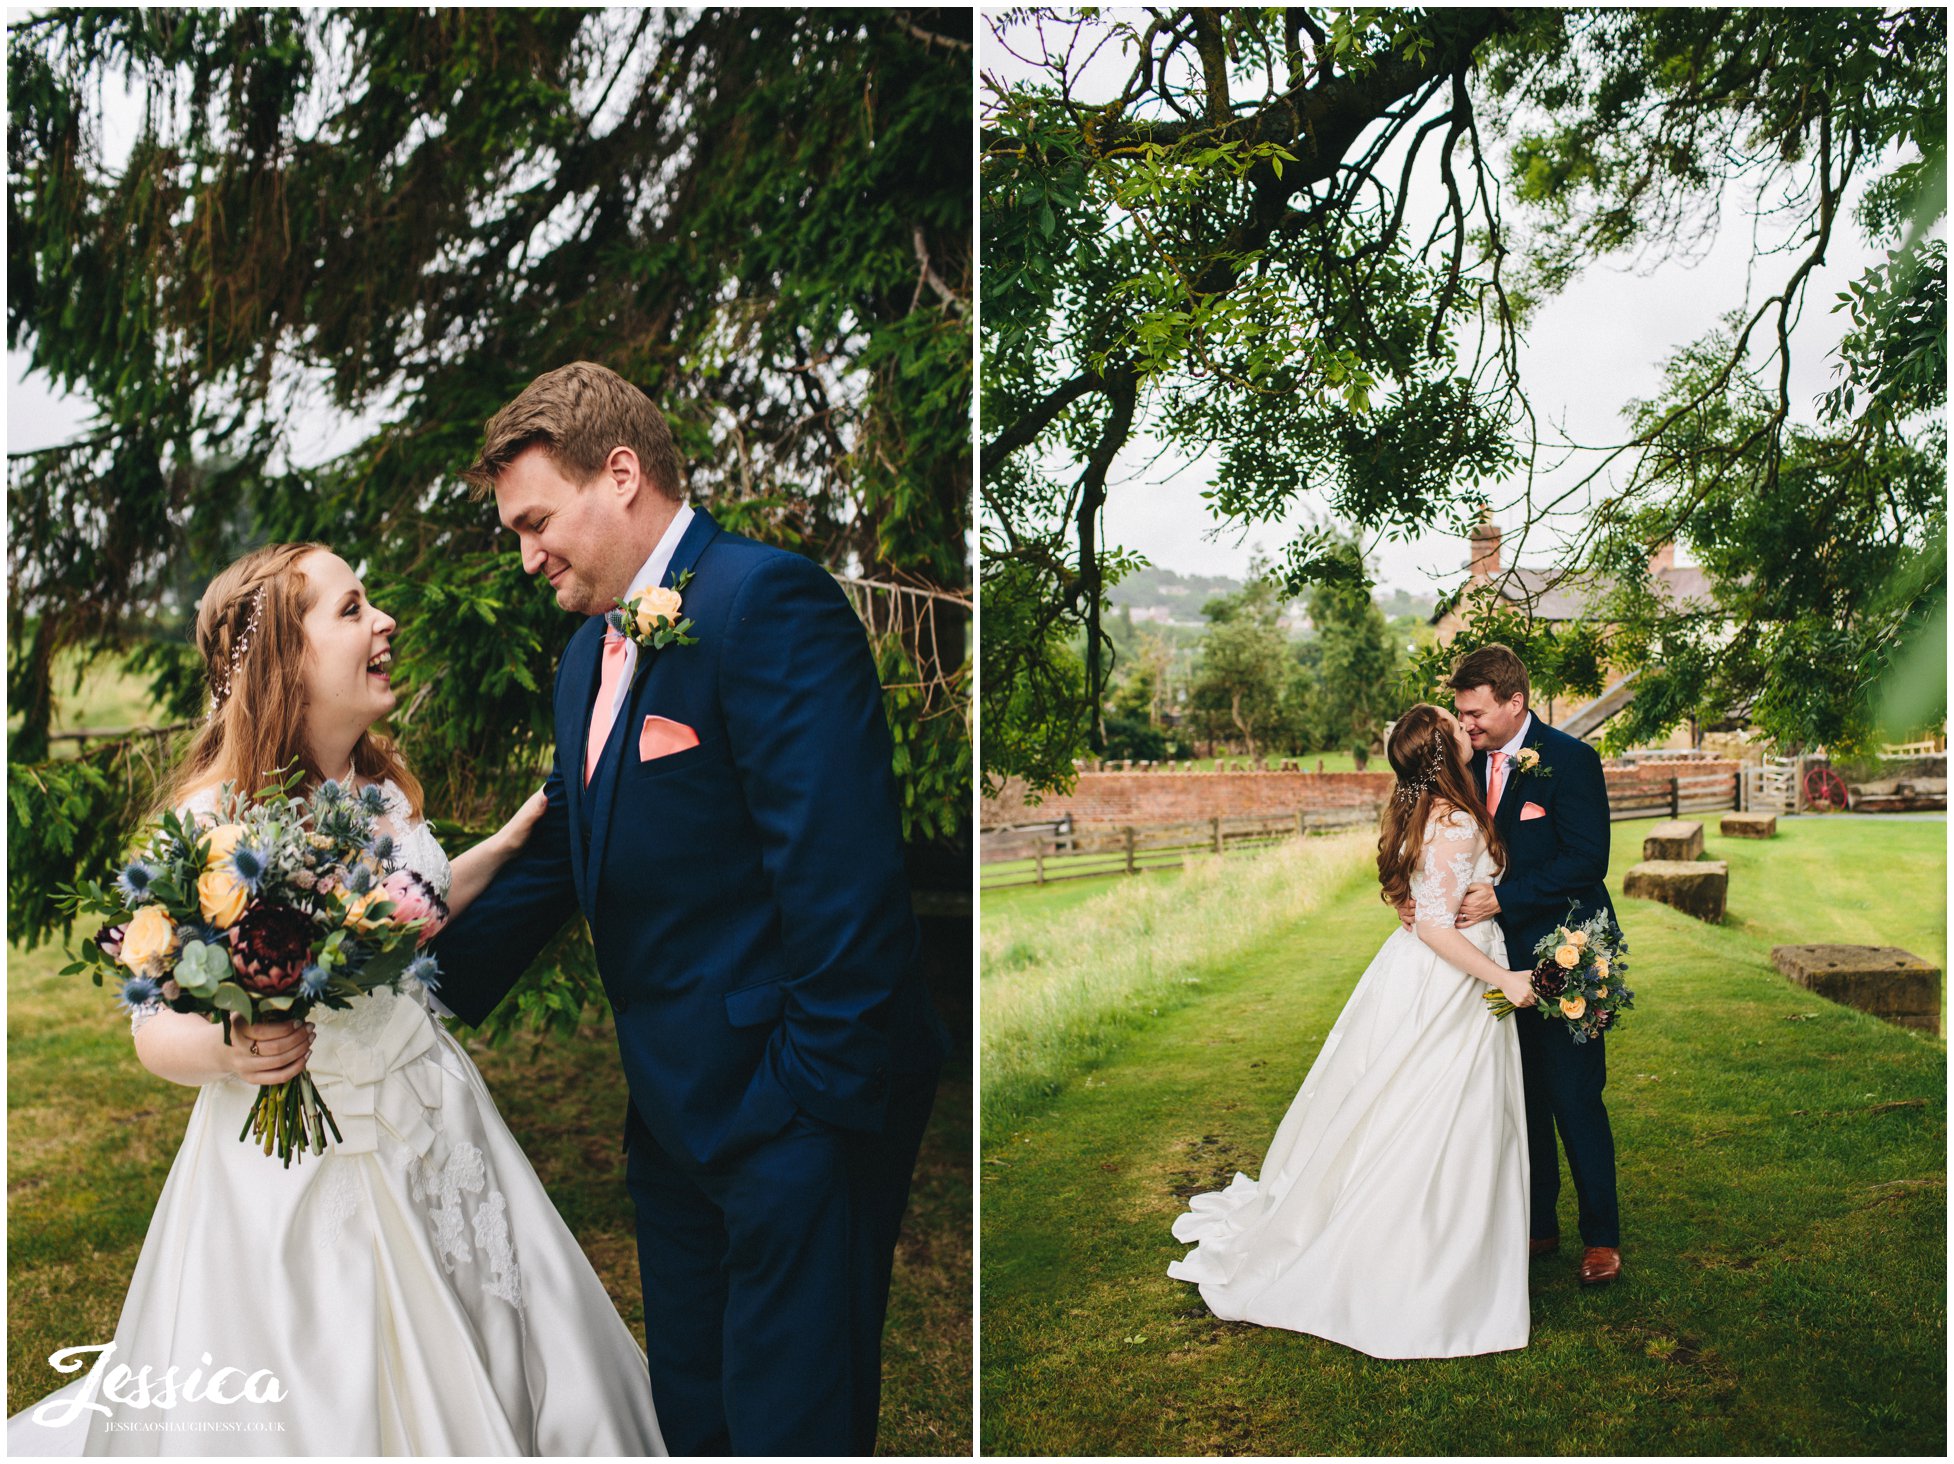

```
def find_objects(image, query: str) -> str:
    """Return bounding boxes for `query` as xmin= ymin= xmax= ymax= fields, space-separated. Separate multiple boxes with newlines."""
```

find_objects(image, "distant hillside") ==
xmin=1375 ymin=586 xmax=1435 ymax=622
xmin=1108 ymin=565 xmax=1434 ymax=627
xmin=1106 ymin=566 xmax=1245 ymax=623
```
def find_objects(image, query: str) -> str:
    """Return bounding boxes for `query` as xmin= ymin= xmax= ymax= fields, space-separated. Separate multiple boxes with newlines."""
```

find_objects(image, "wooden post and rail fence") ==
xmin=981 ymin=767 xmax=1749 ymax=892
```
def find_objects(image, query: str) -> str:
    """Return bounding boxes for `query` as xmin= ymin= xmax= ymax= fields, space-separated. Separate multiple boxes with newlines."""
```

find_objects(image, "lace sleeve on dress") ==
xmin=1408 ymin=808 xmax=1484 ymax=925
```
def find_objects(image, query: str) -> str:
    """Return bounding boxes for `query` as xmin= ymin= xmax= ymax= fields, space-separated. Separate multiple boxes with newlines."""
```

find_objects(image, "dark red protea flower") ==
xmin=1532 ymin=959 xmax=1569 ymax=999
xmin=1594 ymin=1009 xmax=1615 ymax=1032
xmin=95 ymin=921 xmax=127 ymax=960
xmin=229 ymin=904 xmax=317 ymax=995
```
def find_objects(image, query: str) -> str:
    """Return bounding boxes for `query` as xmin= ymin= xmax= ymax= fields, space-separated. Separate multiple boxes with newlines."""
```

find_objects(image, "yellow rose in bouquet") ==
xmin=197 ymin=868 xmax=251 ymax=929
xmin=203 ymin=823 xmax=246 ymax=869
xmin=337 ymin=886 xmax=388 ymax=932
xmin=120 ymin=905 xmax=178 ymax=978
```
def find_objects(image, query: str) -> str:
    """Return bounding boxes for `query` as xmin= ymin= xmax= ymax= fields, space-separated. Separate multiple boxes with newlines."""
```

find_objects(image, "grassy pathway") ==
xmin=981 ymin=818 xmax=1945 ymax=1455
xmin=7 ymin=939 xmax=971 ymax=1454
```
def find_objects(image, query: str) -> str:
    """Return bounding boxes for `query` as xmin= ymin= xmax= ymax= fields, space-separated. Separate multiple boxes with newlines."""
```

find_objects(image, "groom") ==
xmin=1448 ymin=644 xmax=1623 ymax=1288
xmin=430 ymin=361 xmax=948 ymax=1455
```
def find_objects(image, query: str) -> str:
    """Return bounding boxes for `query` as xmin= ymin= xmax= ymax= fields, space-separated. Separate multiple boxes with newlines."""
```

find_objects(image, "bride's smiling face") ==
xmin=297 ymin=551 xmax=398 ymax=743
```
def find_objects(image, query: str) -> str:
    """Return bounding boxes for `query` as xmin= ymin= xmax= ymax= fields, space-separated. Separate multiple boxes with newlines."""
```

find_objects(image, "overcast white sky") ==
xmin=980 ymin=12 xmax=1892 ymax=597
xmin=6 ymin=14 xmax=1899 ymax=605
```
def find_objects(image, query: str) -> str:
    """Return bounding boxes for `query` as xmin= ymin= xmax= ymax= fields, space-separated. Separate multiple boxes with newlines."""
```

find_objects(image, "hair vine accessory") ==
xmin=1393 ymin=727 xmax=1448 ymax=806
xmin=207 ymin=584 xmax=268 ymax=724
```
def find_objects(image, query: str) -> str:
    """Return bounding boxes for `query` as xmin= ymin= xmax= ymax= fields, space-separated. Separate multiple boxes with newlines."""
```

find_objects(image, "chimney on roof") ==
xmin=1648 ymin=541 xmax=1675 ymax=576
xmin=1468 ymin=509 xmax=1501 ymax=580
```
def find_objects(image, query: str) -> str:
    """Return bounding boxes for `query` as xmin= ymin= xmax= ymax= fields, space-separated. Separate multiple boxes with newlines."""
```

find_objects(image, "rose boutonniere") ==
xmin=611 ymin=568 xmax=697 ymax=651
xmin=1515 ymin=742 xmax=1553 ymax=778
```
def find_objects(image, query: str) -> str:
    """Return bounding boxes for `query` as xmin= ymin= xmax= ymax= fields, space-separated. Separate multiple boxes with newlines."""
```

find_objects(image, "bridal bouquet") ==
xmin=62 ymin=775 xmax=448 ymax=1166
xmin=1484 ymin=909 xmax=1634 ymax=1043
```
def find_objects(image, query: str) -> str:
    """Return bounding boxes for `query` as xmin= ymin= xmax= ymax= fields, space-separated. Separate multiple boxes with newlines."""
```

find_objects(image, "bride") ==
xmin=1168 ymin=703 xmax=1537 ymax=1358
xmin=9 ymin=542 xmax=666 ymax=1455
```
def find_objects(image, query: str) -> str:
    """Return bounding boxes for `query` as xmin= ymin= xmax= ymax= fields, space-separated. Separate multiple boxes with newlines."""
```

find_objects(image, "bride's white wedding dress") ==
xmin=1168 ymin=806 xmax=1530 ymax=1358
xmin=9 ymin=782 xmax=666 ymax=1456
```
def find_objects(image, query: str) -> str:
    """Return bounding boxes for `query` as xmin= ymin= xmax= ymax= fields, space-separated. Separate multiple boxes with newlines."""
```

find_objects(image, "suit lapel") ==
xmin=583 ymin=508 xmax=724 ymax=893
xmin=1495 ymin=716 xmax=1554 ymax=839
xmin=1495 ymin=759 xmax=1525 ymax=842
xmin=559 ymin=618 xmax=607 ymax=913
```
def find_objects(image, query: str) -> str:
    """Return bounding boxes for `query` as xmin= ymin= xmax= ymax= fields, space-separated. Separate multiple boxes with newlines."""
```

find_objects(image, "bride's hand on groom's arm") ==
xmin=494 ymin=787 xmax=550 ymax=858
xmin=444 ymin=786 xmax=553 ymax=927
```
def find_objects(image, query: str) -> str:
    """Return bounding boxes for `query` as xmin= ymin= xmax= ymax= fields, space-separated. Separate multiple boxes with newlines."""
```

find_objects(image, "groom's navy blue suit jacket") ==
xmin=1475 ymin=716 xmax=1618 ymax=963
xmin=432 ymin=508 xmax=947 ymax=1167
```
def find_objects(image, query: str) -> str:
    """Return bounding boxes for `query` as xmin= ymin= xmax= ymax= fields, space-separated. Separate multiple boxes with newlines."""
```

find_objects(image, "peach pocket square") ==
xmin=1519 ymin=801 xmax=1548 ymax=821
xmin=639 ymin=715 xmax=701 ymax=762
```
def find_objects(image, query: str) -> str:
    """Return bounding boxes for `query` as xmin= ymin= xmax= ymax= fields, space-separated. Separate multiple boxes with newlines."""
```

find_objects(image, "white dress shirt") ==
xmin=598 ymin=502 xmax=694 ymax=729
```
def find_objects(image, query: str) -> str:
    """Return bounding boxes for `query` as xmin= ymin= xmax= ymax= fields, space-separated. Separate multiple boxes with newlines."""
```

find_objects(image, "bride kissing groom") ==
xmin=1169 ymin=644 xmax=1620 ymax=1358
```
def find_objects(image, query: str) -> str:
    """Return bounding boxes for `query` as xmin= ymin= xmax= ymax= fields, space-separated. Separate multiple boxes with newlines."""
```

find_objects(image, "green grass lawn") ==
xmin=6 ymin=646 xmax=176 ymax=754
xmin=9 ymin=654 xmax=971 ymax=1451
xmin=7 ymin=936 xmax=972 ymax=1454
xmin=982 ymin=863 xmax=1190 ymax=921
xmin=980 ymin=817 xmax=1945 ymax=1455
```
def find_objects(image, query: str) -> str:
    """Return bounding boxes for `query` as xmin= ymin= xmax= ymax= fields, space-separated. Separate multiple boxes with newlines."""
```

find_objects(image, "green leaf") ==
xmin=175 ymin=940 xmax=232 ymax=996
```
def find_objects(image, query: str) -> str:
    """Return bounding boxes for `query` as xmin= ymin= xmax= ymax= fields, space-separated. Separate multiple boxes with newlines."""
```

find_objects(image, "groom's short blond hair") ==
xmin=465 ymin=361 xmax=685 ymax=502
xmin=1448 ymin=643 xmax=1530 ymax=708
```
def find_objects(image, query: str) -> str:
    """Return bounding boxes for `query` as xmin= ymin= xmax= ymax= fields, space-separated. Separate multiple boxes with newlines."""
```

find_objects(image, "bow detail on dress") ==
xmin=305 ymin=988 xmax=443 ymax=1159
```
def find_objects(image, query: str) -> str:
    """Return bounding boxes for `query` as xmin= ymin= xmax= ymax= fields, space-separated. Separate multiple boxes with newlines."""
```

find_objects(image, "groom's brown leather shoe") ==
xmin=1578 ymin=1246 xmax=1622 ymax=1287
xmin=1529 ymin=1235 xmax=1560 ymax=1259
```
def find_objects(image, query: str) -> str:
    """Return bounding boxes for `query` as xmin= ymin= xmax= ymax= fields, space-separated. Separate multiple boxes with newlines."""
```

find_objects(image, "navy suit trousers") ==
xmin=1515 ymin=1009 xmax=1620 ymax=1247
xmin=624 ymin=1066 xmax=939 ymax=1456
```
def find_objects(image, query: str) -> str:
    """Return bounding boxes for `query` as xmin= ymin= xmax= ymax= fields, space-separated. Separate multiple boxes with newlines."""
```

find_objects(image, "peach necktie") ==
xmin=1487 ymin=750 xmax=1508 ymax=815
xmin=584 ymin=628 xmax=630 ymax=787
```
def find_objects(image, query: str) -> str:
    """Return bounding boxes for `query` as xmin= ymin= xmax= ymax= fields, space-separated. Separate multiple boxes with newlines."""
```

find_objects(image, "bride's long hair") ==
xmin=1376 ymin=702 xmax=1503 ymax=909
xmin=161 ymin=542 xmax=424 ymax=818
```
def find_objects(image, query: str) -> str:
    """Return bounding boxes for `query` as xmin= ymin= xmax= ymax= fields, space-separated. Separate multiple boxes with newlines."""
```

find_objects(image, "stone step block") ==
xmin=1771 ymin=945 xmax=1941 ymax=1034
xmin=1720 ymin=812 xmax=1778 ymax=839
xmin=1623 ymin=858 xmax=1727 ymax=924
xmin=1642 ymin=820 xmax=1705 ymax=862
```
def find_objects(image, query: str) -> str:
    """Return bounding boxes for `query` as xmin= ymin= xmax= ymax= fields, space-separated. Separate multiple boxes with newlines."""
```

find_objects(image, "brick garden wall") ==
xmin=983 ymin=770 xmax=1393 ymax=829
xmin=982 ymin=758 xmax=1745 ymax=830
